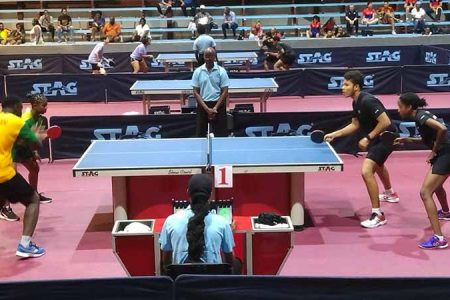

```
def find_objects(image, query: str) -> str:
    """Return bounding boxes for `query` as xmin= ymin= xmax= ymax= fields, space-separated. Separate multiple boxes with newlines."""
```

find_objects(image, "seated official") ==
xmin=159 ymin=174 xmax=239 ymax=274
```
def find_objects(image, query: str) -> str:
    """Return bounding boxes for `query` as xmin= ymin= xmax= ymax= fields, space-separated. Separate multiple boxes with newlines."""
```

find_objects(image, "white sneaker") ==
xmin=360 ymin=212 xmax=387 ymax=228
xmin=379 ymin=191 xmax=400 ymax=203
xmin=392 ymin=30 xmax=397 ymax=35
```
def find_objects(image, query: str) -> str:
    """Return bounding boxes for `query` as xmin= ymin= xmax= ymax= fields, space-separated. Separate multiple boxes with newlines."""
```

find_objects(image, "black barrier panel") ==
xmin=421 ymin=45 xmax=450 ymax=65
xmin=0 ymin=75 xmax=5 ymax=99
xmin=0 ymin=55 xmax=63 ymax=74
xmin=6 ymin=74 xmax=107 ymax=102
xmin=229 ymin=69 xmax=304 ymax=97
xmin=106 ymin=72 xmax=193 ymax=102
xmin=63 ymin=52 xmax=134 ymax=74
xmin=174 ymin=275 xmax=450 ymax=300
xmin=302 ymin=67 xmax=401 ymax=96
xmin=349 ymin=46 xmax=419 ymax=67
xmin=0 ymin=277 xmax=173 ymax=300
xmin=49 ymin=114 xmax=196 ymax=159
xmin=402 ymin=65 xmax=450 ymax=93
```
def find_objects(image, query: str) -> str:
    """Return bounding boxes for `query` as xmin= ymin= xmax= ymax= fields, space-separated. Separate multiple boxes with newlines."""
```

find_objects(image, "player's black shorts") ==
xmin=366 ymin=141 xmax=393 ymax=166
xmin=0 ymin=173 xmax=34 ymax=205
xmin=281 ymin=54 xmax=295 ymax=66
xmin=430 ymin=147 xmax=450 ymax=175
xmin=13 ymin=145 xmax=34 ymax=163
xmin=91 ymin=63 xmax=101 ymax=71
xmin=265 ymin=55 xmax=278 ymax=64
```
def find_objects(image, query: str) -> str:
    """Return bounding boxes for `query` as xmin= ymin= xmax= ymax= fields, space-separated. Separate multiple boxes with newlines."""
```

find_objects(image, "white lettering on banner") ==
xmin=328 ymin=75 xmax=374 ymax=90
xmin=80 ymin=57 xmax=115 ymax=70
xmin=298 ymin=52 xmax=332 ymax=64
xmin=32 ymin=81 xmax=77 ymax=96
xmin=93 ymin=125 xmax=162 ymax=140
xmin=366 ymin=50 xmax=401 ymax=62
xmin=425 ymin=52 xmax=437 ymax=64
xmin=245 ymin=123 xmax=312 ymax=137
xmin=8 ymin=58 xmax=43 ymax=70
xmin=427 ymin=73 xmax=450 ymax=87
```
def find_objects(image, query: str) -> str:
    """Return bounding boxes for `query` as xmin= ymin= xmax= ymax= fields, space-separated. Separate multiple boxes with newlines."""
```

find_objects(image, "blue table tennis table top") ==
xmin=73 ymin=136 xmax=343 ymax=177
xmin=130 ymin=78 xmax=278 ymax=95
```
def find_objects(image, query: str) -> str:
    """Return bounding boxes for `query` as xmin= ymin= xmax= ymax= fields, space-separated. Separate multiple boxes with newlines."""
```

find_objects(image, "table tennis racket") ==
xmin=310 ymin=130 xmax=325 ymax=144
xmin=47 ymin=125 xmax=62 ymax=139
xmin=380 ymin=131 xmax=399 ymax=146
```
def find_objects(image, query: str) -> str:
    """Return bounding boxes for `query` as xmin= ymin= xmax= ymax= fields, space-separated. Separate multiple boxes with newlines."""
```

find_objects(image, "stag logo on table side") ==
xmin=32 ymin=81 xmax=77 ymax=96
xmin=298 ymin=52 xmax=332 ymax=64
xmin=366 ymin=50 xmax=400 ymax=62
xmin=79 ymin=57 xmax=115 ymax=70
xmin=328 ymin=75 xmax=374 ymax=90
xmin=8 ymin=58 xmax=43 ymax=70
xmin=427 ymin=74 xmax=450 ymax=87
xmin=425 ymin=52 xmax=437 ymax=64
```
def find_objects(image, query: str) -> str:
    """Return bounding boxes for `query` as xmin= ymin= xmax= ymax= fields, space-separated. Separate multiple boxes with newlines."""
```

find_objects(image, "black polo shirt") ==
xmin=415 ymin=109 xmax=450 ymax=150
xmin=352 ymin=92 xmax=388 ymax=135
xmin=278 ymin=42 xmax=295 ymax=57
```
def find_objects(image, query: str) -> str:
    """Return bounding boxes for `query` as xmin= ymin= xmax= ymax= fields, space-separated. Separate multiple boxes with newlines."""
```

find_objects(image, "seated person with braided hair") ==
xmin=160 ymin=174 xmax=240 ymax=274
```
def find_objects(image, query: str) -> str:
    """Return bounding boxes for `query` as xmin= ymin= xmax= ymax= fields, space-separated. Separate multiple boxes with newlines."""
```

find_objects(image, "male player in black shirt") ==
xmin=325 ymin=70 xmax=399 ymax=228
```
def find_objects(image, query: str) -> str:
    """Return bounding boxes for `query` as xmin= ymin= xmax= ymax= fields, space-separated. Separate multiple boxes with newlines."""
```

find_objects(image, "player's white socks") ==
xmin=20 ymin=236 xmax=31 ymax=247
xmin=435 ymin=234 xmax=444 ymax=241
xmin=372 ymin=208 xmax=382 ymax=216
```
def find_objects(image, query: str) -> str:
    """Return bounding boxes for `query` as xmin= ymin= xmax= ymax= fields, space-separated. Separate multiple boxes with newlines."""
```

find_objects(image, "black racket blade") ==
xmin=310 ymin=130 xmax=325 ymax=144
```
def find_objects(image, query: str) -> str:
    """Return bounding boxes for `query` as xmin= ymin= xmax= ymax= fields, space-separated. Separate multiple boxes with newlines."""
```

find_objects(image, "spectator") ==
xmin=194 ymin=5 xmax=216 ymax=33
xmin=133 ymin=18 xmax=150 ymax=42
xmin=222 ymin=7 xmax=238 ymax=39
xmin=335 ymin=26 xmax=350 ymax=38
xmin=404 ymin=0 xmax=417 ymax=21
xmin=378 ymin=1 xmax=398 ymax=35
xmin=157 ymin=0 xmax=174 ymax=18
xmin=6 ymin=23 xmax=25 ymax=45
xmin=306 ymin=15 xmax=321 ymax=38
xmin=249 ymin=20 xmax=263 ymax=43
xmin=422 ymin=27 xmax=432 ymax=36
xmin=179 ymin=0 xmax=197 ymax=17
xmin=345 ymin=5 xmax=359 ymax=35
xmin=324 ymin=29 xmax=335 ymax=38
xmin=30 ymin=19 xmax=44 ymax=45
xmin=361 ymin=2 xmax=379 ymax=26
xmin=0 ymin=23 xmax=11 ymax=45
xmin=39 ymin=10 xmax=55 ymax=42
xmin=270 ymin=27 xmax=283 ymax=40
xmin=426 ymin=0 xmax=443 ymax=22
xmin=322 ymin=17 xmax=336 ymax=34
xmin=130 ymin=37 xmax=153 ymax=73
xmin=103 ymin=17 xmax=122 ymax=42
xmin=193 ymin=25 xmax=216 ymax=66
xmin=56 ymin=8 xmax=74 ymax=43
xmin=411 ymin=1 xmax=426 ymax=33
xmin=89 ymin=11 xmax=105 ymax=41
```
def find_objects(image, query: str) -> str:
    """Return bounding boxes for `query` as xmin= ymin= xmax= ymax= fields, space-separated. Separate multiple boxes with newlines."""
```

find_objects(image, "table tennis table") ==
xmin=156 ymin=52 xmax=258 ymax=72
xmin=130 ymin=78 xmax=278 ymax=114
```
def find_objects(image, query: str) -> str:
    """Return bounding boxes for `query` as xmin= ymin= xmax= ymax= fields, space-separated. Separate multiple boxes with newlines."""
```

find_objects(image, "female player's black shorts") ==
xmin=366 ymin=141 xmax=394 ymax=166
xmin=430 ymin=147 xmax=450 ymax=175
xmin=0 ymin=173 xmax=34 ymax=205
xmin=14 ymin=145 xmax=34 ymax=163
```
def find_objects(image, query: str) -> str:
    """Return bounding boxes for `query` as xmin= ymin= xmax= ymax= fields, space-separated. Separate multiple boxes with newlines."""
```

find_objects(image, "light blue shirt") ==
xmin=159 ymin=208 xmax=235 ymax=264
xmin=224 ymin=11 xmax=236 ymax=23
xmin=193 ymin=34 xmax=216 ymax=54
xmin=192 ymin=63 xmax=230 ymax=102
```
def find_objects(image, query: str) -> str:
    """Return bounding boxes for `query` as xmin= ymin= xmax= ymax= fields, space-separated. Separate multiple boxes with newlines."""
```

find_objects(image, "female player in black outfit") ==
xmin=396 ymin=92 xmax=450 ymax=249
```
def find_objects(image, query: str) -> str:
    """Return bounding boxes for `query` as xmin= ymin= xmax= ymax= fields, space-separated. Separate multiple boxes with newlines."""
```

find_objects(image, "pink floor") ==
xmin=2 ymin=94 xmax=450 ymax=281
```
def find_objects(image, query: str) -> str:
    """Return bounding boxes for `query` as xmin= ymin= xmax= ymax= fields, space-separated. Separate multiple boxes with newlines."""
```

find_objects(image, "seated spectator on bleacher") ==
xmin=157 ymin=0 xmax=174 ymax=18
xmin=404 ymin=0 xmax=417 ymax=21
xmin=30 ymin=19 xmax=44 ymax=45
xmin=103 ymin=17 xmax=121 ymax=43
xmin=426 ymin=0 xmax=443 ymax=22
xmin=133 ymin=18 xmax=150 ymax=42
xmin=324 ymin=29 xmax=335 ymax=38
xmin=193 ymin=25 xmax=216 ymax=66
xmin=222 ymin=7 xmax=238 ymax=39
xmin=194 ymin=5 xmax=217 ymax=33
xmin=56 ymin=8 xmax=74 ymax=43
xmin=89 ymin=11 xmax=105 ymax=41
xmin=0 ymin=23 xmax=11 ymax=45
xmin=345 ymin=5 xmax=359 ymax=36
xmin=322 ymin=17 xmax=336 ymax=34
xmin=335 ymin=26 xmax=350 ymax=38
xmin=306 ymin=15 xmax=321 ymax=38
xmin=39 ymin=10 xmax=55 ymax=42
xmin=130 ymin=37 xmax=153 ymax=73
xmin=361 ymin=2 xmax=379 ymax=26
xmin=6 ymin=23 xmax=25 ymax=45
xmin=411 ymin=1 xmax=426 ymax=33
xmin=378 ymin=1 xmax=398 ymax=35
xmin=179 ymin=0 xmax=197 ymax=17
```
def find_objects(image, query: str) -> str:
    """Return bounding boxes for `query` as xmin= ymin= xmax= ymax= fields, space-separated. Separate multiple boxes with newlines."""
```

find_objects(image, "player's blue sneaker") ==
xmin=16 ymin=242 xmax=46 ymax=258
xmin=437 ymin=209 xmax=450 ymax=221
xmin=419 ymin=235 xmax=448 ymax=250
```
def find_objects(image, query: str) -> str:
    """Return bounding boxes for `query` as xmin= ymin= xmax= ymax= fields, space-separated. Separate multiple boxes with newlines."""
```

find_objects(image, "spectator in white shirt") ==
xmin=30 ymin=18 xmax=44 ymax=45
xmin=39 ymin=10 xmax=55 ymax=42
xmin=411 ymin=1 xmax=426 ymax=33
xmin=222 ymin=7 xmax=238 ymax=39
xmin=133 ymin=18 xmax=150 ymax=42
